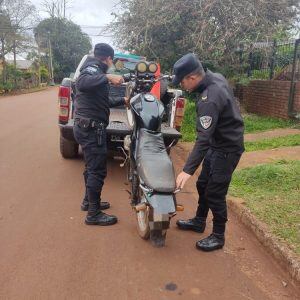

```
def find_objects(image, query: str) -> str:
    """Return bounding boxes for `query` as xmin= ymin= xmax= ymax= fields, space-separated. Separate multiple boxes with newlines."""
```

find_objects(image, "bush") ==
xmin=0 ymin=82 xmax=14 ymax=93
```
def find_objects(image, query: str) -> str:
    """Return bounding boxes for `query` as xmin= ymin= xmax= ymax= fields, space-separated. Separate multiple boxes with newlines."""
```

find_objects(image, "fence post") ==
xmin=288 ymin=39 xmax=300 ymax=117
xmin=269 ymin=39 xmax=277 ymax=80
xmin=247 ymin=44 xmax=253 ymax=77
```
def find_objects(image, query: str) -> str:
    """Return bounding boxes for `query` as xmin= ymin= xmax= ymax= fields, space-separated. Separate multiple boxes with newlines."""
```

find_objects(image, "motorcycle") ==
xmin=115 ymin=59 xmax=183 ymax=247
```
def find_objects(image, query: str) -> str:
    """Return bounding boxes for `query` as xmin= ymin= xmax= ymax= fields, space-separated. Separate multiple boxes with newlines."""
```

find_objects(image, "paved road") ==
xmin=0 ymin=88 xmax=299 ymax=299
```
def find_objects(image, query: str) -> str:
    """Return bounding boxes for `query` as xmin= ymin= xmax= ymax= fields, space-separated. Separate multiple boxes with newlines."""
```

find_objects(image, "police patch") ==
xmin=85 ymin=66 xmax=98 ymax=74
xmin=199 ymin=116 xmax=212 ymax=129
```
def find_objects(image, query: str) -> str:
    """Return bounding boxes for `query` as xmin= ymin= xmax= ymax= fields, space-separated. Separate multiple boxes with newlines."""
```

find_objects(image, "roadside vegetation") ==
xmin=230 ymin=160 xmax=300 ymax=254
xmin=245 ymin=134 xmax=300 ymax=152
xmin=181 ymin=100 xmax=300 ymax=146
xmin=0 ymin=0 xmax=91 ymax=93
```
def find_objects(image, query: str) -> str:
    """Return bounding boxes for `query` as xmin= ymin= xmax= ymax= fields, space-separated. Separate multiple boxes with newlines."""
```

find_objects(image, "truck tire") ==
xmin=60 ymin=135 xmax=79 ymax=159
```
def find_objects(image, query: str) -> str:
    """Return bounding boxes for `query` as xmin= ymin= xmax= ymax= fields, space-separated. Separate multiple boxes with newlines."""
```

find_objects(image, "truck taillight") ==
xmin=174 ymin=97 xmax=185 ymax=131
xmin=58 ymin=86 xmax=70 ymax=123
xmin=59 ymin=107 xmax=69 ymax=117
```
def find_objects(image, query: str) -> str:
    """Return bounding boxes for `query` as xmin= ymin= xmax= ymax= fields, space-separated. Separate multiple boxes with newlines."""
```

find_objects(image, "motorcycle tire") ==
xmin=136 ymin=198 xmax=150 ymax=240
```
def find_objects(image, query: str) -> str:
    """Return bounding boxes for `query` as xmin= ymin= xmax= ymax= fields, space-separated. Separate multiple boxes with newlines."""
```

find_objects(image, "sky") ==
xmin=30 ymin=0 xmax=119 ymax=46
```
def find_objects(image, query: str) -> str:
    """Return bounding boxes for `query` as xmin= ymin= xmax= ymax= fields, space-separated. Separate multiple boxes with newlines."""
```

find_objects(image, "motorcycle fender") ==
xmin=145 ymin=194 xmax=176 ymax=230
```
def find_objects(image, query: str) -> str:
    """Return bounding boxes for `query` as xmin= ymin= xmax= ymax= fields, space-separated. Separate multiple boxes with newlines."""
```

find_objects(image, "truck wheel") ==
xmin=60 ymin=135 xmax=79 ymax=159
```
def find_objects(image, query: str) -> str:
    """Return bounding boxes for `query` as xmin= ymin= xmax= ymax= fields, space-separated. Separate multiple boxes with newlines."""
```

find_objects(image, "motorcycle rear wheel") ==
xmin=136 ymin=197 xmax=150 ymax=240
xmin=131 ymin=171 xmax=150 ymax=240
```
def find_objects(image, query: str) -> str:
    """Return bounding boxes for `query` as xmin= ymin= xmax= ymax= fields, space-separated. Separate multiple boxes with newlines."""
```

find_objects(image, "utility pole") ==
xmin=63 ymin=0 xmax=66 ymax=18
xmin=48 ymin=32 xmax=54 ymax=86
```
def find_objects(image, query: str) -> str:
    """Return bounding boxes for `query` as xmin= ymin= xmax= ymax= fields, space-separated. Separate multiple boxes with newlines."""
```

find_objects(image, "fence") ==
xmin=234 ymin=39 xmax=300 ymax=119
xmin=236 ymin=39 xmax=300 ymax=81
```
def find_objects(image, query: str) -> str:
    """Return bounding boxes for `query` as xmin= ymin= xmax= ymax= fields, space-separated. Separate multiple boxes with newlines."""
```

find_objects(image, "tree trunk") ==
xmin=13 ymin=39 xmax=17 ymax=88
xmin=1 ymin=38 xmax=6 ymax=84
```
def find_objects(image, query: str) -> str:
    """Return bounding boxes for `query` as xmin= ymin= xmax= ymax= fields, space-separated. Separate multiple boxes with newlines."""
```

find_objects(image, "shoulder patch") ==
xmin=84 ymin=66 xmax=98 ymax=74
xmin=199 ymin=116 xmax=212 ymax=129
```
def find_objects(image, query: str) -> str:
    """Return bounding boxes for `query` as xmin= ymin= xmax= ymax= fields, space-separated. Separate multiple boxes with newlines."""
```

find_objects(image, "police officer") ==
xmin=173 ymin=53 xmax=244 ymax=251
xmin=73 ymin=43 xmax=126 ymax=226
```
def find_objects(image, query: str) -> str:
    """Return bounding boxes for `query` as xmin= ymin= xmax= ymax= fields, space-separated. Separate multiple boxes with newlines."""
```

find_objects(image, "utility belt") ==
xmin=74 ymin=116 xmax=105 ymax=129
xmin=75 ymin=117 xmax=106 ymax=146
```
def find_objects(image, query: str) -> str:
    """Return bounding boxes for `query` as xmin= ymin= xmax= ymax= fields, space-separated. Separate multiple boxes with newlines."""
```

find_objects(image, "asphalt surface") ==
xmin=0 ymin=87 xmax=299 ymax=299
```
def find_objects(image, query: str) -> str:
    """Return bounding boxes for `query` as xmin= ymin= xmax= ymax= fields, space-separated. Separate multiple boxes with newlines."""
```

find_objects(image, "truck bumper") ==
xmin=59 ymin=119 xmax=181 ymax=147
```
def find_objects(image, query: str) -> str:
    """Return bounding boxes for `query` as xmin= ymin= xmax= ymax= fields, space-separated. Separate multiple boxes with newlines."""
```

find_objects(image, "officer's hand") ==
xmin=124 ymin=97 xmax=130 ymax=107
xmin=176 ymin=171 xmax=191 ymax=189
xmin=107 ymin=74 xmax=124 ymax=85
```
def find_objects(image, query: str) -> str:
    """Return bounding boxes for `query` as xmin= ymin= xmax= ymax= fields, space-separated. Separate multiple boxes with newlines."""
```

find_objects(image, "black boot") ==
xmin=176 ymin=216 xmax=206 ymax=233
xmin=81 ymin=197 xmax=110 ymax=211
xmin=85 ymin=211 xmax=118 ymax=226
xmin=195 ymin=233 xmax=225 ymax=252
xmin=85 ymin=189 xmax=117 ymax=226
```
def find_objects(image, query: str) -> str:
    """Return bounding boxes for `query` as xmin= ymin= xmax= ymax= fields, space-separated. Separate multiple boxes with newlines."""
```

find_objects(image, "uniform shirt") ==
xmin=183 ymin=70 xmax=244 ymax=175
xmin=74 ymin=56 xmax=125 ymax=125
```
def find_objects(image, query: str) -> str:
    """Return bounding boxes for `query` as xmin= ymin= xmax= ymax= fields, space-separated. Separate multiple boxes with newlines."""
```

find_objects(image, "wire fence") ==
xmin=236 ymin=38 xmax=300 ymax=81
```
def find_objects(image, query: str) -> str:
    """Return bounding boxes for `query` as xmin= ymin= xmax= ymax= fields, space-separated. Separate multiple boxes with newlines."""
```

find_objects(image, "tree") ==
xmin=0 ymin=0 xmax=38 ymax=85
xmin=109 ymin=0 xmax=300 ymax=73
xmin=0 ymin=10 xmax=13 ymax=83
xmin=42 ymin=0 xmax=72 ymax=19
xmin=34 ymin=17 xmax=92 ymax=82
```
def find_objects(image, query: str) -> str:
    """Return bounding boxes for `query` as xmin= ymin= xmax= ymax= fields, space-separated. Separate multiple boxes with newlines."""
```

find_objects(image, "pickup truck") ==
xmin=58 ymin=53 xmax=186 ymax=158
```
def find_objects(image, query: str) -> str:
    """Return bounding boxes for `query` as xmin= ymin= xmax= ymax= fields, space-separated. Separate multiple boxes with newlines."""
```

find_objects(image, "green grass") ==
xmin=230 ymin=160 xmax=300 ymax=254
xmin=181 ymin=100 xmax=299 ymax=142
xmin=181 ymin=100 xmax=197 ymax=142
xmin=243 ymin=114 xmax=298 ymax=134
xmin=245 ymin=134 xmax=300 ymax=152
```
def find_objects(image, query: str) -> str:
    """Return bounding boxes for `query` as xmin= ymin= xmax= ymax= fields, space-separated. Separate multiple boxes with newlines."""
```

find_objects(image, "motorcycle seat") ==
xmin=136 ymin=129 xmax=176 ymax=193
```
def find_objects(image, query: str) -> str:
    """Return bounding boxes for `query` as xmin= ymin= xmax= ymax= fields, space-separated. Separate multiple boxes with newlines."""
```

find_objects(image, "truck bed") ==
xmin=59 ymin=108 xmax=181 ymax=141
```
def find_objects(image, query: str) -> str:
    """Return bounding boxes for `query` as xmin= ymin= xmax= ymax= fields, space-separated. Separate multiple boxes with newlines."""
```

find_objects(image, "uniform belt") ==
xmin=75 ymin=117 xmax=105 ymax=129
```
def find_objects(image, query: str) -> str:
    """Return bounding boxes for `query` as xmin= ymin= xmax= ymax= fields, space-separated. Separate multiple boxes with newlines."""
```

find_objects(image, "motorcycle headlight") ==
xmin=148 ymin=62 xmax=158 ymax=73
xmin=136 ymin=62 xmax=147 ymax=73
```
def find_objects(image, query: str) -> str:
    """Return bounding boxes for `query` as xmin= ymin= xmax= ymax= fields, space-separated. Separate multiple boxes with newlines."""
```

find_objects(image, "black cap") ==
xmin=172 ymin=53 xmax=202 ymax=85
xmin=94 ymin=43 xmax=114 ymax=59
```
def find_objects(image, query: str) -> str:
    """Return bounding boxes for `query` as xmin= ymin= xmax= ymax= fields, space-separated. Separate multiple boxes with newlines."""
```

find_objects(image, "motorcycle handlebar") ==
xmin=122 ymin=74 xmax=174 ymax=83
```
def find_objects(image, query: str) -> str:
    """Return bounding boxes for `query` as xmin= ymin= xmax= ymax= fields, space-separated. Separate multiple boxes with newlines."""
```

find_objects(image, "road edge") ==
xmin=227 ymin=196 xmax=300 ymax=284
xmin=174 ymin=142 xmax=300 ymax=284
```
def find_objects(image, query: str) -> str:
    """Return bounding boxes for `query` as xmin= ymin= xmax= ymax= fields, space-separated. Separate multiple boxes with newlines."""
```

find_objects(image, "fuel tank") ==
xmin=130 ymin=93 xmax=165 ymax=131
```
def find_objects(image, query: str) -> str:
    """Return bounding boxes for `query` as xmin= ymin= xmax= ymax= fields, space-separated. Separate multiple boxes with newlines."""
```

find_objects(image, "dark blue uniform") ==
xmin=183 ymin=70 xmax=244 ymax=234
xmin=73 ymin=56 xmax=124 ymax=216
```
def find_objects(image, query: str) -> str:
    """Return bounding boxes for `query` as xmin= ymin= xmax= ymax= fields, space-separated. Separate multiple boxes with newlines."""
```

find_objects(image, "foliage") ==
xmin=0 ymin=0 xmax=37 ymax=86
xmin=109 ymin=0 xmax=300 ymax=71
xmin=34 ymin=17 xmax=92 ymax=82
xmin=181 ymin=102 xmax=299 ymax=142
xmin=180 ymin=100 xmax=197 ymax=142
xmin=230 ymin=160 xmax=300 ymax=254
xmin=40 ymin=65 xmax=49 ymax=82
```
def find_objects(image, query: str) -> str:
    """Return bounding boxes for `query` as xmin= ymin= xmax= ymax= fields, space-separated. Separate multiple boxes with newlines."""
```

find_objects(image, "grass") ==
xmin=243 ymin=114 xmax=299 ymax=134
xmin=245 ymin=134 xmax=300 ymax=151
xmin=181 ymin=100 xmax=299 ymax=142
xmin=181 ymin=100 xmax=197 ymax=142
xmin=229 ymin=160 xmax=300 ymax=254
